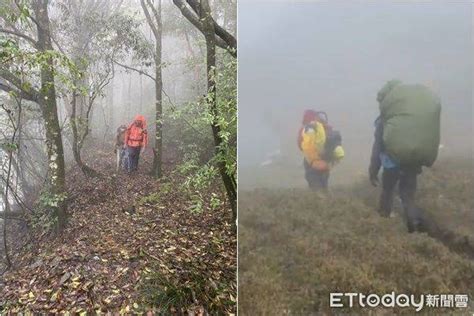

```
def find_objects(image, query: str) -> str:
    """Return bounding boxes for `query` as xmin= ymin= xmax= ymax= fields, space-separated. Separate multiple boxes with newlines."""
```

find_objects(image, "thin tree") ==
xmin=0 ymin=96 xmax=24 ymax=270
xmin=140 ymin=0 xmax=164 ymax=179
xmin=0 ymin=0 xmax=68 ymax=230
xmin=57 ymin=0 xmax=123 ymax=177
xmin=172 ymin=0 xmax=237 ymax=222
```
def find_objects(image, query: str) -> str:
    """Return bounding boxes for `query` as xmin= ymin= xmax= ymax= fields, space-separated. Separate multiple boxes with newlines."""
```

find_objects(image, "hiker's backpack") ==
xmin=380 ymin=84 xmax=441 ymax=167
xmin=298 ymin=111 xmax=343 ymax=163
xmin=116 ymin=125 xmax=127 ymax=147
xmin=322 ymin=129 xmax=342 ymax=161
xmin=298 ymin=111 xmax=332 ymax=150
xmin=127 ymin=125 xmax=146 ymax=145
xmin=312 ymin=111 xmax=342 ymax=155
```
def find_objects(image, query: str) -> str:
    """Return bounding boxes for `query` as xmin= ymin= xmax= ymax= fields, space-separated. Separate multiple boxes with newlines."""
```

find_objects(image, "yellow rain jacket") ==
xmin=300 ymin=121 xmax=345 ymax=171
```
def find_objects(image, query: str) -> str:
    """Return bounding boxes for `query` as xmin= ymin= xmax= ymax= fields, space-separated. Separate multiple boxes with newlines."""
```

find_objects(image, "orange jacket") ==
xmin=125 ymin=115 xmax=148 ymax=148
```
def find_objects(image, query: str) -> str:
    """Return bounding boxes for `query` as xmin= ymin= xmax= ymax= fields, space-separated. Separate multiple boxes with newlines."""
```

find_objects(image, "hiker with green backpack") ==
xmin=369 ymin=80 xmax=441 ymax=233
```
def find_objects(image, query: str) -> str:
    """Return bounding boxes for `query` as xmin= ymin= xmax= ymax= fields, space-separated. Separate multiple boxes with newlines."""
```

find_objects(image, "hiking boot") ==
xmin=413 ymin=218 xmax=427 ymax=233
xmin=377 ymin=208 xmax=391 ymax=218
xmin=406 ymin=218 xmax=427 ymax=233
xmin=406 ymin=207 xmax=427 ymax=233
xmin=406 ymin=220 xmax=415 ymax=233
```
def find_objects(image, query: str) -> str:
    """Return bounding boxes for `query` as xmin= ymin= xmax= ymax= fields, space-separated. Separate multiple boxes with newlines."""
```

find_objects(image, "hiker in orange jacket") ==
xmin=124 ymin=115 xmax=148 ymax=172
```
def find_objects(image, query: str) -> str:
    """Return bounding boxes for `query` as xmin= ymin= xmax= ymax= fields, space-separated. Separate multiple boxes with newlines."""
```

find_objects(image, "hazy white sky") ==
xmin=238 ymin=1 xmax=472 ymax=168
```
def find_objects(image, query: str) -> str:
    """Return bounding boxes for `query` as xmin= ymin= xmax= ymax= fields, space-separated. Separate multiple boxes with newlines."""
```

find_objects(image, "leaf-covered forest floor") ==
xmin=0 ymin=147 xmax=236 ymax=314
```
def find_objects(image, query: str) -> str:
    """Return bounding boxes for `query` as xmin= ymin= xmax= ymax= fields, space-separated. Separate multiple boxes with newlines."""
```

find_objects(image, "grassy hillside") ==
xmin=238 ymin=159 xmax=474 ymax=315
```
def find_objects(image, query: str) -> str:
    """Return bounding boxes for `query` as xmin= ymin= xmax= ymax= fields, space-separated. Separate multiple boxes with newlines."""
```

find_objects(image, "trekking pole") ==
xmin=116 ymin=148 xmax=120 ymax=172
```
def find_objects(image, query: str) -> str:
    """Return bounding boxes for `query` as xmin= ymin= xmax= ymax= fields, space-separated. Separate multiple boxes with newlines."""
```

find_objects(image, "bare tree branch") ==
xmin=0 ymin=210 xmax=25 ymax=221
xmin=0 ymin=173 xmax=32 ymax=214
xmin=146 ymin=0 xmax=162 ymax=31
xmin=140 ymin=0 xmax=159 ymax=40
xmin=113 ymin=60 xmax=156 ymax=82
xmin=172 ymin=0 xmax=236 ymax=57
xmin=0 ymin=81 xmax=39 ymax=103
xmin=0 ymin=27 xmax=38 ymax=47
xmin=50 ymin=33 xmax=67 ymax=55
xmin=0 ymin=67 xmax=41 ymax=103
xmin=186 ymin=0 xmax=236 ymax=51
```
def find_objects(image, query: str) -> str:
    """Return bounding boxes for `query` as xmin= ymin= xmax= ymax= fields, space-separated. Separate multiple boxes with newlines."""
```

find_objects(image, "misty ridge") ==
xmin=238 ymin=0 xmax=472 ymax=189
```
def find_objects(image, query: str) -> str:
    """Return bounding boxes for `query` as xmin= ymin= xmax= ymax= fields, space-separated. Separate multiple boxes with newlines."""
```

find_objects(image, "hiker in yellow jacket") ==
xmin=298 ymin=110 xmax=344 ymax=190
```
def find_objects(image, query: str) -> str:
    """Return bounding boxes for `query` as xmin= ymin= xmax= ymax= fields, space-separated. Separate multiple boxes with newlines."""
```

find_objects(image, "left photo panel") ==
xmin=0 ymin=0 xmax=236 ymax=314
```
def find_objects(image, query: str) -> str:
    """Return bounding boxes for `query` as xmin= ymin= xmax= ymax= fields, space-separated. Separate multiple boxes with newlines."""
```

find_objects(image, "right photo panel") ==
xmin=238 ymin=1 xmax=473 ymax=314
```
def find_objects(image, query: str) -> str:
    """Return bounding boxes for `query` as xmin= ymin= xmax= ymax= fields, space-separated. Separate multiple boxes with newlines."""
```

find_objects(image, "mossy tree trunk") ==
xmin=34 ymin=0 xmax=67 ymax=230
xmin=140 ymin=0 xmax=163 ymax=179
xmin=200 ymin=0 xmax=237 ymax=224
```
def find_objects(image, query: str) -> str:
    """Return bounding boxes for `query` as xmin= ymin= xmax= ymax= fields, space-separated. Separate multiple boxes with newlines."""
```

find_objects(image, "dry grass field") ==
xmin=238 ymin=158 xmax=474 ymax=315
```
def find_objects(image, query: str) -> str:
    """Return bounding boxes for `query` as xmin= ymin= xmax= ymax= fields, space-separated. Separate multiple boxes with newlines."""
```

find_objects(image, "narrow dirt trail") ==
xmin=0 ymin=149 xmax=236 ymax=314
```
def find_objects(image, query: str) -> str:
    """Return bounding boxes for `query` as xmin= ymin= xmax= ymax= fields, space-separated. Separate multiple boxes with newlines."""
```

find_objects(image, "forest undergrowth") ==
xmin=0 ymin=146 xmax=236 ymax=314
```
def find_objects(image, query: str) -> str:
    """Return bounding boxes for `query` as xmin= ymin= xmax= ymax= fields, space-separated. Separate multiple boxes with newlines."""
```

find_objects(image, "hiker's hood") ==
xmin=377 ymin=79 xmax=402 ymax=103
xmin=302 ymin=109 xmax=318 ymax=125
xmin=132 ymin=115 xmax=147 ymax=128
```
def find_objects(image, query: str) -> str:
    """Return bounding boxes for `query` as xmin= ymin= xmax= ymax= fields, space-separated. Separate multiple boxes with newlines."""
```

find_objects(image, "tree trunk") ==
xmin=128 ymin=72 xmax=132 ymax=119
xmin=70 ymin=92 xmax=99 ymax=177
xmin=201 ymin=0 xmax=236 ymax=224
xmin=139 ymin=0 xmax=164 ymax=178
xmin=2 ymin=153 xmax=14 ymax=269
xmin=140 ymin=0 xmax=163 ymax=179
xmin=139 ymin=74 xmax=143 ymax=113
xmin=34 ymin=0 xmax=67 ymax=231
xmin=183 ymin=29 xmax=200 ymax=83
xmin=152 ymin=14 xmax=163 ymax=179
xmin=107 ymin=78 xmax=115 ymax=131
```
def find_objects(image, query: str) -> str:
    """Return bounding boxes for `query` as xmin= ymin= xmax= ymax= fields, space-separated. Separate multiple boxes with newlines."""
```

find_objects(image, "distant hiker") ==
xmin=124 ymin=115 xmax=148 ymax=173
xmin=114 ymin=124 xmax=127 ymax=171
xmin=369 ymin=79 xmax=441 ymax=233
xmin=298 ymin=110 xmax=345 ymax=190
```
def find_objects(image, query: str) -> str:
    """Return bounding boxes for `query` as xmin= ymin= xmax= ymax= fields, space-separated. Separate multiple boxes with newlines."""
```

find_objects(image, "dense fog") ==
xmin=238 ymin=0 xmax=472 ymax=188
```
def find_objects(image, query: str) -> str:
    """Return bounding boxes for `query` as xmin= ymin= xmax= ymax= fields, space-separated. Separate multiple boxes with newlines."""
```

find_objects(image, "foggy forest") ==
xmin=0 ymin=0 xmax=236 ymax=314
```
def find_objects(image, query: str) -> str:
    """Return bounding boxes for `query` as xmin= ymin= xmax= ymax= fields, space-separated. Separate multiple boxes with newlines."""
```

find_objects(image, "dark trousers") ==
xmin=303 ymin=160 xmax=329 ymax=190
xmin=127 ymin=146 xmax=141 ymax=172
xmin=379 ymin=166 xmax=423 ymax=232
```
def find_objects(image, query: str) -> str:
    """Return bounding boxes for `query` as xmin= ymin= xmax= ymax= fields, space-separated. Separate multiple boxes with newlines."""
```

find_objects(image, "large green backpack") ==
xmin=380 ymin=83 xmax=441 ymax=167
